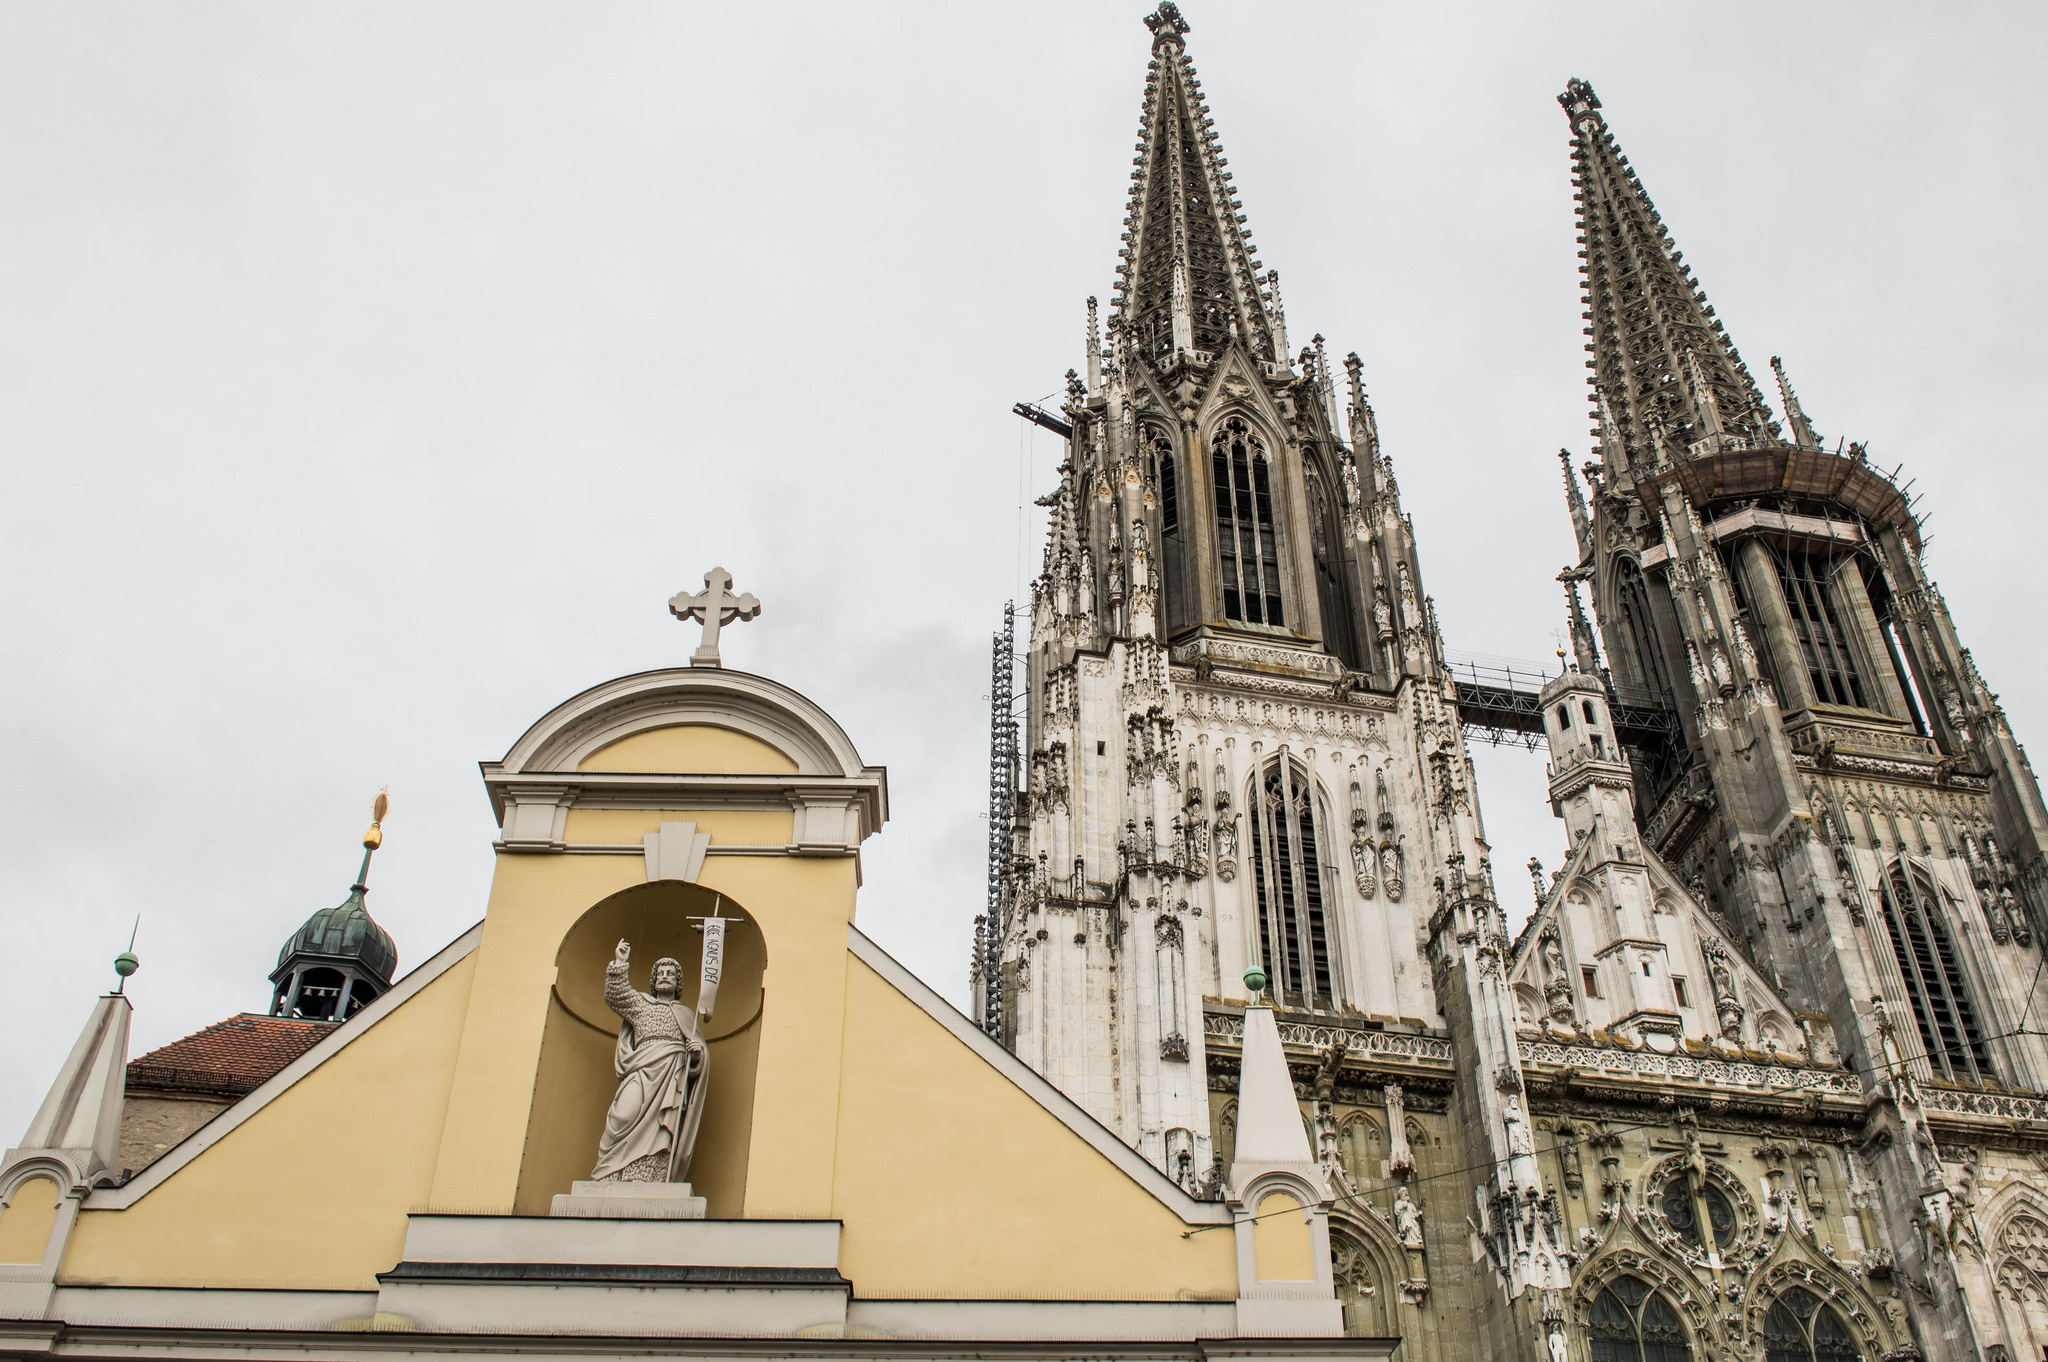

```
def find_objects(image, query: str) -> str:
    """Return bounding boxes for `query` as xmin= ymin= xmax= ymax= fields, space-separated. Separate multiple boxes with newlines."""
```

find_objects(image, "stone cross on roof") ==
xmin=668 ymin=567 xmax=761 ymax=669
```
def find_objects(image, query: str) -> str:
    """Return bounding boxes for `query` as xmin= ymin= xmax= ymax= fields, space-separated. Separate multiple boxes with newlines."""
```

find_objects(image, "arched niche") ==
xmin=513 ymin=880 xmax=768 ymax=1217
xmin=1252 ymin=1187 xmax=1314 ymax=1281
xmin=1335 ymin=1113 xmax=1381 ymax=1189
xmin=0 ymin=1173 xmax=61 ymax=1265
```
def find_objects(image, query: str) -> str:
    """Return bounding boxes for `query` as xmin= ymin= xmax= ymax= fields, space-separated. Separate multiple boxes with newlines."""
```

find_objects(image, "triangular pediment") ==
xmin=1189 ymin=343 xmax=1293 ymax=435
xmin=1507 ymin=830 xmax=1837 ymax=1065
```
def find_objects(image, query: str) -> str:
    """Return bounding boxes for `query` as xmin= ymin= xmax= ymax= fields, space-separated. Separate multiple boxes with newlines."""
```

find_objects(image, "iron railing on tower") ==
xmin=1444 ymin=650 xmax=1682 ymax=751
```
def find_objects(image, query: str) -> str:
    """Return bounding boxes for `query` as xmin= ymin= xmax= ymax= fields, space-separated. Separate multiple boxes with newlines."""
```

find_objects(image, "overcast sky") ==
xmin=4 ymin=2 xmax=2044 ymax=1141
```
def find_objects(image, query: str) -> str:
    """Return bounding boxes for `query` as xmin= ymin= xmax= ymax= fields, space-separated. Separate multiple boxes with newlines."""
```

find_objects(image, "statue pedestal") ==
xmin=550 ymin=1180 xmax=707 ymax=1220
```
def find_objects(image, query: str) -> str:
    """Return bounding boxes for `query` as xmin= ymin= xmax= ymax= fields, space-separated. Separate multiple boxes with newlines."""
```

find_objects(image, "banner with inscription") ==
xmin=697 ymin=915 xmax=726 ymax=1020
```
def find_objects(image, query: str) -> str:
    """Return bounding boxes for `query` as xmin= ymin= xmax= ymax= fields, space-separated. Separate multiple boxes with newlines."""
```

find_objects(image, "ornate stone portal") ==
xmin=550 ymin=938 xmax=711 ymax=1220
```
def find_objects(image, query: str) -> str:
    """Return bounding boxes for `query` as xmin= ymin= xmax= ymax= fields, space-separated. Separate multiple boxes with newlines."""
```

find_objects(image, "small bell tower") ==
xmin=269 ymin=790 xmax=398 ymax=1022
xmin=1540 ymin=668 xmax=1682 ymax=1046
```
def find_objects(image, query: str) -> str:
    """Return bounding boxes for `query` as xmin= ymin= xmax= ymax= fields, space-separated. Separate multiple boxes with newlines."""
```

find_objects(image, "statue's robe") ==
xmin=593 ymin=960 xmax=709 ymax=1182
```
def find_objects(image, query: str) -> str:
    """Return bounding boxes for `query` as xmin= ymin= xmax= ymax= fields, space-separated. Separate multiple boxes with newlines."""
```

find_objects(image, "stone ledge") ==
xmin=551 ymin=1180 xmax=706 ymax=1220
xmin=378 ymin=1261 xmax=848 ymax=1288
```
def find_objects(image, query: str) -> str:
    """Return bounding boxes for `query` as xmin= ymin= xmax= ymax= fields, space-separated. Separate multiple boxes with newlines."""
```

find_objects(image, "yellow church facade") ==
xmin=0 ymin=659 xmax=1367 ymax=1358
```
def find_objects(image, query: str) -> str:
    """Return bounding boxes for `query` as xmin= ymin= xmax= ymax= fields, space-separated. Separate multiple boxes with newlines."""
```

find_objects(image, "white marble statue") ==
xmin=592 ymin=939 xmax=708 ymax=1183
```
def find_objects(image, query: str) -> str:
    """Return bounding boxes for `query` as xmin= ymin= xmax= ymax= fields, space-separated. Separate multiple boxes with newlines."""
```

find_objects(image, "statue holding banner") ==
xmin=592 ymin=939 xmax=708 ymax=1183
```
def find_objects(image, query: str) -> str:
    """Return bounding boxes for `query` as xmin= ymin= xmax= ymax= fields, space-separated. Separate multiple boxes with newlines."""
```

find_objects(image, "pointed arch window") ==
xmin=1615 ymin=560 xmax=1672 ymax=702
xmin=1994 ymin=1212 xmax=2048 ymax=1348
xmin=1329 ymin=1224 xmax=1383 ymax=1339
xmin=1304 ymin=461 xmax=1359 ymax=667
xmin=1878 ymin=859 xmax=1991 ymax=1083
xmin=1776 ymin=545 xmax=1867 ymax=708
xmin=1762 ymin=1287 xmax=1861 ymax=1362
xmin=1212 ymin=417 xmax=1284 ymax=626
xmin=1247 ymin=756 xmax=1335 ymax=1009
xmin=1154 ymin=434 xmax=1180 ymax=536
xmin=1588 ymin=1277 xmax=1693 ymax=1362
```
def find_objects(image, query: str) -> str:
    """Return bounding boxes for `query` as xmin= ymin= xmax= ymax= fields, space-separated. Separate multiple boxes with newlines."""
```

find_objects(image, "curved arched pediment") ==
xmin=499 ymin=668 xmax=875 ymax=779
xmin=482 ymin=667 xmax=888 ymax=854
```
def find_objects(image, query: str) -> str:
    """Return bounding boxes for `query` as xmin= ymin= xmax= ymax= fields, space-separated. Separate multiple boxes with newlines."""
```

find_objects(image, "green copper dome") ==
xmin=273 ymin=885 xmax=397 ymax=987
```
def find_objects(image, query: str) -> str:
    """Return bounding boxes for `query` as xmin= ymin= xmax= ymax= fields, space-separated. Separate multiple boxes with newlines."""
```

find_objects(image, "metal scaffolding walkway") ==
xmin=1446 ymin=653 xmax=1684 ymax=756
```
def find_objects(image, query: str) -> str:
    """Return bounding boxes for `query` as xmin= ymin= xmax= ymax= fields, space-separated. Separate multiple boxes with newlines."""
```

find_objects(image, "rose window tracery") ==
xmin=1660 ymin=1176 xmax=1735 ymax=1246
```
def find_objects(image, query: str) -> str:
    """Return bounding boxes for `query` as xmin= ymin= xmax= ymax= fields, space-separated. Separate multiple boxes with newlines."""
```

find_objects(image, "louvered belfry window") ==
xmin=1878 ymin=859 xmax=1991 ymax=1083
xmin=1156 ymin=434 xmax=1180 ymax=536
xmin=1778 ymin=546 xmax=1867 ymax=708
xmin=1247 ymin=757 xmax=1334 ymax=1009
xmin=1212 ymin=417 xmax=1284 ymax=626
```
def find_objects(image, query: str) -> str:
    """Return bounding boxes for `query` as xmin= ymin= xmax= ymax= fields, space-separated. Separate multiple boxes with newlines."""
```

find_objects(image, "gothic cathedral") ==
xmin=6 ymin=7 xmax=2046 ymax=1362
xmin=979 ymin=8 xmax=2048 ymax=1362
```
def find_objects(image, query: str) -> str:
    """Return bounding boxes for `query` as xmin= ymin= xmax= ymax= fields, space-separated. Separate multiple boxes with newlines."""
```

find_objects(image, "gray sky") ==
xmin=4 ymin=2 xmax=2044 ymax=1141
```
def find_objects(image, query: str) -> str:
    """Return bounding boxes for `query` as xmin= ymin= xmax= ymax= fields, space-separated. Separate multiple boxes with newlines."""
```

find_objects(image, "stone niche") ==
xmin=512 ymin=879 xmax=768 ymax=1216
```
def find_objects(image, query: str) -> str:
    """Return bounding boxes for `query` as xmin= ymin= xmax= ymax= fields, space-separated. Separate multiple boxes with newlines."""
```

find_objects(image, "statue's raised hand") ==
xmin=615 ymin=939 xmax=631 ymax=964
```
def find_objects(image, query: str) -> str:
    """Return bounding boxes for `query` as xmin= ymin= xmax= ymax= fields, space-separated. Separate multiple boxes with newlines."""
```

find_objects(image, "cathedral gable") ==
xmin=1511 ymin=837 xmax=1828 ymax=1063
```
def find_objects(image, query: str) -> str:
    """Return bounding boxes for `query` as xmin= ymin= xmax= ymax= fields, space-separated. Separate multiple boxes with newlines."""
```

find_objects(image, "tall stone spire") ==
xmin=1770 ymin=354 xmax=1821 ymax=449
xmin=1559 ymin=447 xmax=1591 ymax=561
xmin=1115 ymin=3 xmax=1281 ymax=372
xmin=1558 ymin=80 xmax=1779 ymax=463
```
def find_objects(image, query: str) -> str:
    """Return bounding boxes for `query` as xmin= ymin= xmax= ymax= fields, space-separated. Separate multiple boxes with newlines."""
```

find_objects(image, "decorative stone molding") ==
xmin=1921 ymin=1087 xmax=2048 ymax=1122
xmin=480 ymin=668 xmax=888 ymax=855
xmin=643 ymin=821 xmax=712 ymax=882
xmin=1382 ymin=1085 xmax=1415 ymax=1181
xmin=498 ymin=667 xmax=875 ymax=779
xmin=1204 ymin=1012 xmax=1455 ymax=1065
xmin=1171 ymin=635 xmax=1346 ymax=677
xmin=1519 ymin=1038 xmax=1863 ymax=1096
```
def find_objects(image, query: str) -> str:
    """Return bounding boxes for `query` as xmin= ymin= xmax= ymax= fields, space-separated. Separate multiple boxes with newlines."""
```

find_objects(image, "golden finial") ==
xmin=363 ymin=787 xmax=390 ymax=850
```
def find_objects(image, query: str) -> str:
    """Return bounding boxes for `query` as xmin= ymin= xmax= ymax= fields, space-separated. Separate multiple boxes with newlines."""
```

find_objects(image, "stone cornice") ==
xmin=479 ymin=768 xmax=887 ymax=855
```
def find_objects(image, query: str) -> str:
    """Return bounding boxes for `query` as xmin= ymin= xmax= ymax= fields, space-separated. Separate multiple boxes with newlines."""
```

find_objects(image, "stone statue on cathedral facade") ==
xmin=592 ymin=938 xmax=708 ymax=1183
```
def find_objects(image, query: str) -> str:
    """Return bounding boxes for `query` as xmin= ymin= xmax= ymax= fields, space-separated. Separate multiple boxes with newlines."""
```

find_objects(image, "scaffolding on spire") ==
xmin=980 ymin=601 xmax=1018 ymax=1039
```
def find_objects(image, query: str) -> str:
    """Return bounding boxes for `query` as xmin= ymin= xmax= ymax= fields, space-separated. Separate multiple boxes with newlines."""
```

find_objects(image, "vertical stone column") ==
xmin=1738 ymin=540 xmax=1813 ymax=711
xmin=1832 ymin=554 xmax=1909 ymax=718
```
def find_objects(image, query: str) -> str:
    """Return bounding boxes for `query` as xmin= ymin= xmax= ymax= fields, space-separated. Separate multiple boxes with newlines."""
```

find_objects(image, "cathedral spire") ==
xmin=1085 ymin=296 xmax=1103 ymax=396
xmin=1344 ymin=351 xmax=1379 ymax=460
xmin=1560 ymin=448 xmax=1591 ymax=561
xmin=1771 ymin=354 xmax=1820 ymax=449
xmin=1114 ymin=4 xmax=1280 ymax=372
xmin=1559 ymin=79 xmax=1779 ymax=462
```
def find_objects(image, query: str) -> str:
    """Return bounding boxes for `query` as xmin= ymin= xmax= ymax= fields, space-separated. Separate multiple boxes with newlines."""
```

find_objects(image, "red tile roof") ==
xmin=126 ymin=1014 xmax=333 ymax=1098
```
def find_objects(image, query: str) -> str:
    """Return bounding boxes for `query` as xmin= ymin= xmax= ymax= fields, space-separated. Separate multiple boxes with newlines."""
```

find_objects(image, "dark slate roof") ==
xmin=126 ymin=1014 xmax=331 ymax=1099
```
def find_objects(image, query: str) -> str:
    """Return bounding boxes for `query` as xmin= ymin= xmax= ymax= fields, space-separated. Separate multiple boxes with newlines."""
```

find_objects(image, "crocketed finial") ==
xmin=1144 ymin=2 xmax=1189 ymax=43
